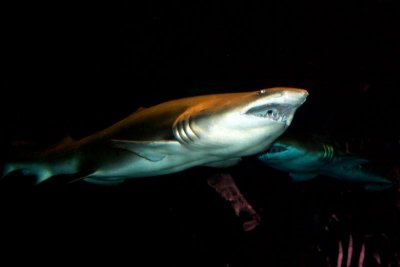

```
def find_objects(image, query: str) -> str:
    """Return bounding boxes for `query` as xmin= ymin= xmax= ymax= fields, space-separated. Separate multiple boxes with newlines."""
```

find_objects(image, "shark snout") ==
xmin=282 ymin=88 xmax=308 ymax=106
xmin=265 ymin=87 xmax=308 ymax=106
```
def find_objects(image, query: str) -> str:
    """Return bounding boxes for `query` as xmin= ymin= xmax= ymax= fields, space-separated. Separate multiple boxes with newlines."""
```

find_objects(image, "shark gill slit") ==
xmin=174 ymin=119 xmax=192 ymax=144
xmin=321 ymin=144 xmax=328 ymax=162
xmin=185 ymin=116 xmax=200 ymax=141
xmin=176 ymin=121 xmax=189 ymax=143
xmin=182 ymin=116 xmax=195 ymax=143
xmin=322 ymin=144 xmax=334 ymax=163
xmin=181 ymin=117 xmax=195 ymax=143
xmin=327 ymin=145 xmax=334 ymax=162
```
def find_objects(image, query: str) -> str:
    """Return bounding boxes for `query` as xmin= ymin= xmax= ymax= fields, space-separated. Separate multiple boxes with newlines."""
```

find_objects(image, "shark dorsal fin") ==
xmin=45 ymin=135 xmax=75 ymax=151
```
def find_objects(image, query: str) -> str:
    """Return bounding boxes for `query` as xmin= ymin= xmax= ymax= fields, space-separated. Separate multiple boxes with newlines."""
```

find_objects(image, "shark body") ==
xmin=3 ymin=88 xmax=307 ymax=185
xmin=257 ymin=134 xmax=394 ymax=190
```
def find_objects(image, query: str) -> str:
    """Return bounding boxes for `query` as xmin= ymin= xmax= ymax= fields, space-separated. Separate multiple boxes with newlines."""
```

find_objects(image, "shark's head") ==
xmin=259 ymin=135 xmax=330 ymax=160
xmin=257 ymin=134 xmax=335 ymax=174
xmin=259 ymin=137 xmax=305 ymax=161
xmin=173 ymin=87 xmax=308 ymax=157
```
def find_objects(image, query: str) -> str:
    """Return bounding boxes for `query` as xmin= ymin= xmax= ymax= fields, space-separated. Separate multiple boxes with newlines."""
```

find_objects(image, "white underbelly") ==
xmin=89 ymin=152 xmax=221 ymax=179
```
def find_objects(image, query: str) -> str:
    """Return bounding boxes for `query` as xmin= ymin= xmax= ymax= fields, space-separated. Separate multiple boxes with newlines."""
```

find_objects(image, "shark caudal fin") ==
xmin=1 ymin=136 xmax=77 ymax=185
xmin=1 ymin=161 xmax=54 ymax=184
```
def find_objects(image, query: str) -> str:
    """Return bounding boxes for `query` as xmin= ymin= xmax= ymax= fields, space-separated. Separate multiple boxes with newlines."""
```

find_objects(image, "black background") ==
xmin=2 ymin=1 xmax=400 ymax=266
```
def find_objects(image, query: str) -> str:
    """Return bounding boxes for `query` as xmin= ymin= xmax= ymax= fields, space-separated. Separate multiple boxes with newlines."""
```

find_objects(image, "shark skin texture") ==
xmin=257 ymin=134 xmax=395 ymax=191
xmin=2 ymin=87 xmax=308 ymax=185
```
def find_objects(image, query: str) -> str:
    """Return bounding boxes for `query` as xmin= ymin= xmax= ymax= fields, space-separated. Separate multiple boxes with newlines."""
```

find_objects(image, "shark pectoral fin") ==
xmin=110 ymin=139 xmax=183 ymax=162
xmin=204 ymin=158 xmax=242 ymax=167
xmin=35 ymin=170 xmax=53 ymax=184
xmin=290 ymin=172 xmax=318 ymax=181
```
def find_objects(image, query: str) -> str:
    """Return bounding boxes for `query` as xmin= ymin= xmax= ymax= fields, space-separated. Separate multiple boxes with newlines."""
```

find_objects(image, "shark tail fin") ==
xmin=1 ymin=163 xmax=15 ymax=180
xmin=1 ymin=136 xmax=75 ymax=184
xmin=1 ymin=162 xmax=54 ymax=184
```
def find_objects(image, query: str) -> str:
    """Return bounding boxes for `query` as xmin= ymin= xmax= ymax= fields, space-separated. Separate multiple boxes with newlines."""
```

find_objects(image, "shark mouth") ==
xmin=267 ymin=145 xmax=287 ymax=154
xmin=245 ymin=104 xmax=293 ymax=122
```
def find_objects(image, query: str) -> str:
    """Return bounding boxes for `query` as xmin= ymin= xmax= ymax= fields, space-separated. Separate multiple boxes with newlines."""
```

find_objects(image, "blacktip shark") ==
xmin=2 ymin=87 xmax=308 ymax=185
xmin=257 ymin=134 xmax=394 ymax=191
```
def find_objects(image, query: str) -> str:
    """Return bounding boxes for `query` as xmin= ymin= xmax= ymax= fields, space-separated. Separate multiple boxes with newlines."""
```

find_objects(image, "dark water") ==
xmin=2 ymin=1 xmax=400 ymax=266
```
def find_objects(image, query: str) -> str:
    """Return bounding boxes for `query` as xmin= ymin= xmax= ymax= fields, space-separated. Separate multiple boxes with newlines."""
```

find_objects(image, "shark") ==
xmin=257 ymin=134 xmax=394 ymax=191
xmin=2 ymin=87 xmax=308 ymax=185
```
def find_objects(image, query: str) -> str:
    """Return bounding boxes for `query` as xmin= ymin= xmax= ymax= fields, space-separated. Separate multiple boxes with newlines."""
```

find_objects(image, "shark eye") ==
xmin=258 ymin=89 xmax=266 ymax=95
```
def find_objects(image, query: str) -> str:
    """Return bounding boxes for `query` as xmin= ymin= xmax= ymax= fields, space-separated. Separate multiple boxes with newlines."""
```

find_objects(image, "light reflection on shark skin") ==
xmin=2 ymin=88 xmax=308 ymax=185
xmin=257 ymin=134 xmax=394 ymax=191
